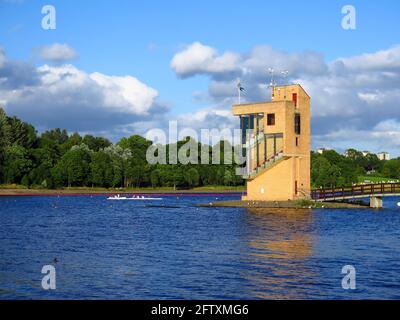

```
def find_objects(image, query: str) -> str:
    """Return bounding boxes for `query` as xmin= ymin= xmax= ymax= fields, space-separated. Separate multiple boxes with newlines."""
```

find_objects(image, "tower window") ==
xmin=292 ymin=93 xmax=298 ymax=107
xmin=294 ymin=113 xmax=301 ymax=134
xmin=296 ymin=137 xmax=299 ymax=146
xmin=267 ymin=113 xmax=275 ymax=126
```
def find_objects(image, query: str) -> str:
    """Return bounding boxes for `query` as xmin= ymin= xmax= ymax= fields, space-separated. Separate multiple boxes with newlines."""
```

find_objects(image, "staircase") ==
xmin=243 ymin=150 xmax=285 ymax=180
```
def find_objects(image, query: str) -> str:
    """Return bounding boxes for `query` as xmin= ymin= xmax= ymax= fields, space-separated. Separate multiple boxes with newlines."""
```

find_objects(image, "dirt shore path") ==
xmin=0 ymin=188 xmax=243 ymax=196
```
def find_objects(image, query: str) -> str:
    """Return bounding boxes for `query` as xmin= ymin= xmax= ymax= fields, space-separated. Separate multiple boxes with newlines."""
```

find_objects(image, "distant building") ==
xmin=317 ymin=147 xmax=331 ymax=155
xmin=362 ymin=150 xmax=371 ymax=157
xmin=377 ymin=152 xmax=390 ymax=161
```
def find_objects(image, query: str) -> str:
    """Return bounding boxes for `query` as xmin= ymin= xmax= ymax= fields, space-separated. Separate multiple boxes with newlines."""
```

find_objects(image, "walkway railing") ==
xmin=311 ymin=182 xmax=400 ymax=201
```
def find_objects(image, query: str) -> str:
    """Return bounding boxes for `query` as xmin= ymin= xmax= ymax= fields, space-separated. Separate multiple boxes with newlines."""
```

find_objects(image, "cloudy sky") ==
xmin=0 ymin=0 xmax=399 ymax=156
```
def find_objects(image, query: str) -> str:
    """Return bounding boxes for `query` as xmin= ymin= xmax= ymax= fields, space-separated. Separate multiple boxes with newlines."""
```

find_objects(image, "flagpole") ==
xmin=237 ymin=79 xmax=241 ymax=104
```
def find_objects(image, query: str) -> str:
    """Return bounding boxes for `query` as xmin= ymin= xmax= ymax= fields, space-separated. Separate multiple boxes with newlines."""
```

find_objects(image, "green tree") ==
xmin=6 ymin=116 xmax=37 ymax=149
xmin=28 ymin=147 xmax=58 ymax=186
xmin=90 ymin=150 xmax=114 ymax=187
xmin=103 ymin=145 xmax=132 ymax=187
xmin=382 ymin=160 xmax=400 ymax=179
xmin=2 ymin=145 xmax=33 ymax=184
xmin=83 ymin=135 xmax=111 ymax=152
xmin=118 ymin=135 xmax=152 ymax=163
xmin=311 ymin=155 xmax=341 ymax=188
xmin=60 ymin=132 xmax=82 ymax=154
xmin=40 ymin=128 xmax=69 ymax=146
xmin=363 ymin=153 xmax=382 ymax=172
xmin=345 ymin=148 xmax=363 ymax=159
xmin=0 ymin=107 xmax=11 ymax=149
xmin=184 ymin=167 xmax=199 ymax=188
xmin=126 ymin=165 xmax=143 ymax=188
xmin=21 ymin=175 xmax=30 ymax=187
xmin=223 ymin=170 xmax=233 ymax=186
xmin=52 ymin=144 xmax=92 ymax=187
xmin=150 ymin=169 xmax=161 ymax=188
xmin=158 ymin=165 xmax=184 ymax=189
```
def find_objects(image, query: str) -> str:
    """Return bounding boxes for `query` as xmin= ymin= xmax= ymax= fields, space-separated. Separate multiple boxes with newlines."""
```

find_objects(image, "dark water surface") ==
xmin=1 ymin=195 xmax=400 ymax=299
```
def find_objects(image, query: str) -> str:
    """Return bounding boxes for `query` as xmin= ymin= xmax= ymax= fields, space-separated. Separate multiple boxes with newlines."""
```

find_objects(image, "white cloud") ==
xmin=338 ymin=46 xmax=400 ymax=71
xmin=34 ymin=43 xmax=78 ymax=63
xmin=89 ymin=72 xmax=158 ymax=114
xmin=312 ymin=119 xmax=400 ymax=154
xmin=242 ymin=45 xmax=327 ymax=77
xmin=372 ymin=120 xmax=400 ymax=148
xmin=0 ymin=50 xmax=167 ymax=135
xmin=171 ymin=42 xmax=240 ymax=78
xmin=374 ymin=119 xmax=400 ymax=132
xmin=177 ymin=106 xmax=235 ymax=129
xmin=171 ymin=42 xmax=327 ymax=81
xmin=171 ymin=43 xmax=400 ymax=156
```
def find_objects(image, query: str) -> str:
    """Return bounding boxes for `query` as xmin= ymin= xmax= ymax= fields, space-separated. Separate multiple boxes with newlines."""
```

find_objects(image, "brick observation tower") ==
xmin=232 ymin=84 xmax=311 ymax=201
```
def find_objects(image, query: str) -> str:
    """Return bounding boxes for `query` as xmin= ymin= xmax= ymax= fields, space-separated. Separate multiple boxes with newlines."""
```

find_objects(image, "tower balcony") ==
xmin=240 ymin=131 xmax=285 ymax=180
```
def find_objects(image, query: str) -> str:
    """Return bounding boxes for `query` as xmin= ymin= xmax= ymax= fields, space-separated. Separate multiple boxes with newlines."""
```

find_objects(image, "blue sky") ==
xmin=0 ymin=0 xmax=400 ymax=155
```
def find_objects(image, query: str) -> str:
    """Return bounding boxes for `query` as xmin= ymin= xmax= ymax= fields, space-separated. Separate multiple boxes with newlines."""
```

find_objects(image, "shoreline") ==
xmin=0 ymin=187 xmax=244 ymax=197
xmin=199 ymin=199 xmax=370 ymax=209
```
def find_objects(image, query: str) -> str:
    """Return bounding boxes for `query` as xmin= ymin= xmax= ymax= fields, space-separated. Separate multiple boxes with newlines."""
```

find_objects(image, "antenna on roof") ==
xmin=268 ymin=68 xmax=276 ymax=100
xmin=268 ymin=68 xmax=275 ymax=87
xmin=280 ymin=70 xmax=289 ymax=98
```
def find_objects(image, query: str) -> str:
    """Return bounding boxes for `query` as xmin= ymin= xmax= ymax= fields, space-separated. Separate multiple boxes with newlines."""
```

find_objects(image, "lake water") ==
xmin=1 ymin=194 xmax=400 ymax=299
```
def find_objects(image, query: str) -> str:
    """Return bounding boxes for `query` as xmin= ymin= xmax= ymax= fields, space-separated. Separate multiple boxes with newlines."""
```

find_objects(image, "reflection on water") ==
xmin=246 ymin=208 xmax=314 ymax=259
xmin=243 ymin=208 xmax=317 ymax=299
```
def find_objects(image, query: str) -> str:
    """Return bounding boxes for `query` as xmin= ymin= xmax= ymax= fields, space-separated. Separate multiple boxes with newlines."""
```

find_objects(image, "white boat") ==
xmin=107 ymin=194 xmax=128 ymax=200
xmin=129 ymin=195 xmax=163 ymax=200
xmin=107 ymin=194 xmax=162 ymax=201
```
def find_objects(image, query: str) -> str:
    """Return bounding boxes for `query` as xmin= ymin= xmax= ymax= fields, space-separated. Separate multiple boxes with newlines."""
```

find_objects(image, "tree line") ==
xmin=311 ymin=149 xmax=400 ymax=188
xmin=1 ymin=107 xmax=399 ymax=190
xmin=0 ymin=108 xmax=243 ymax=189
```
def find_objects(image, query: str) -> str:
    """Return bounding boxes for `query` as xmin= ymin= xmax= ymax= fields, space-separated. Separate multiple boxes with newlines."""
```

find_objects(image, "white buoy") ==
xmin=397 ymin=202 xmax=400 ymax=207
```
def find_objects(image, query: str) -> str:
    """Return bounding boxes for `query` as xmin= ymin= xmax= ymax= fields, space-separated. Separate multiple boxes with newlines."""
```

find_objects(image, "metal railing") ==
xmin=243 ymin=150 xmax=284 ymax=179
xmin=311 ymin=183 xmax=400 ymax=201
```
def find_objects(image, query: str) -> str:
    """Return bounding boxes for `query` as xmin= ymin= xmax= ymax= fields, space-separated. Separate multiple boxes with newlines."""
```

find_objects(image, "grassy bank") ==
xmin=358 ymin=176 xmax=399 ymax=183
xmin=0 ymin=184 xmax=245 ymax=196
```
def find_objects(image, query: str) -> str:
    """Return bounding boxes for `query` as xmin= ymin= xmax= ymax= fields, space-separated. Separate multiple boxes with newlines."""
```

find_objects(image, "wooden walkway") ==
xmin=311 ymin=183 xmax=400 ymax=202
